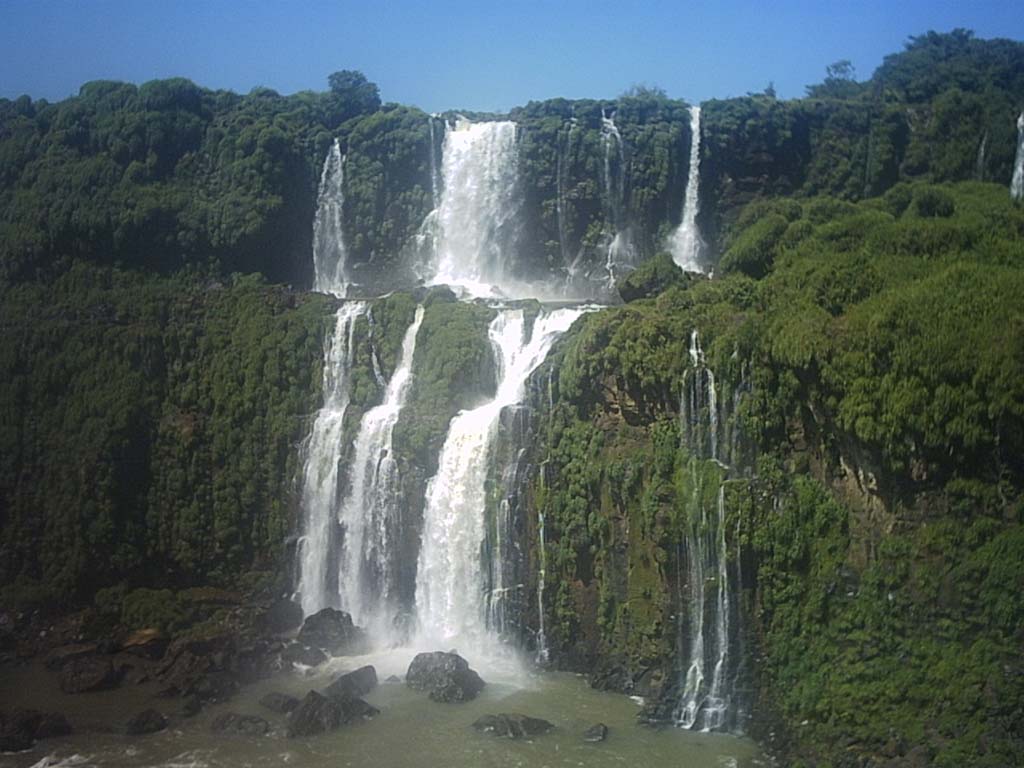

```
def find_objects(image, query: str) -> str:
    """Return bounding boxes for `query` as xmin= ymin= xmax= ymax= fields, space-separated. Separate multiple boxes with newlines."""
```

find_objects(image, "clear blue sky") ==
xmin=1 ymin=0 xmax=1021 ymax=112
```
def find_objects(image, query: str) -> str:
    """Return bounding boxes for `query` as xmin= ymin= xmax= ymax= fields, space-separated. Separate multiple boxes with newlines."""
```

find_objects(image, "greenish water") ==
xmin=1 ymin=649 xmax=764 ymax=768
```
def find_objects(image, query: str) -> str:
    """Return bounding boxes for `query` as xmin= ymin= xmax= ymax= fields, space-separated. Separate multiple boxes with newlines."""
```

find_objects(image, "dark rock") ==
xmin=261 ymin=599 xmax=304 ymax=634
xmin=583 ymin=722 xmax=609 ymax=742
xmin=286 ymin=690 xmax=378 ymax=738
xmin=180 ymin=695 xmax=202 ymax=718
xmin=296 ymin=608 xmax=365 ymax=656
xmin=281 ymin=643 xmax=327 ymax=668
xmin=0 ymin=709 xmax=72 ymax=751
xmin=287 ymin=691 xmax=344 ymax=738
xmin=324 ymin=665 xmax=377 ymax=701
xmin=472 ymin=713 xmax=555 ymax=739
xmin=260 ymin=691 xmax=300 ymax=714
xmin=58 ymin=655 xmax=120 ymax=693
xmin=210 ymin=712 xmax=270 ymax=736
xmin=125 ymin=708 xmax=168 ymax=735
xmin=407 ymin=651 xmax=485 ymax=703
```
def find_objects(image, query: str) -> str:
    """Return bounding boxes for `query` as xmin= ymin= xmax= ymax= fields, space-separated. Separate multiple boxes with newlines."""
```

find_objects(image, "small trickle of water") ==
xmin=670 ymin=105 xmax=706 ymax=272
xmin=601 ymin=109 xmax=634 ymax=287
xmin=1012 ymin=112 xmax=1024 ymax=202
xmin=313 ymin=139 xmax=349 ymax=297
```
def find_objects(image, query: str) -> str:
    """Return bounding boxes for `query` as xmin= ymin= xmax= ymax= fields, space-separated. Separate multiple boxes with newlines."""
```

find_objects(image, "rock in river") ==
xmin=472 ymin=713 xmax=555 ymax=739
xmin=406 ymin=651 xmax=485 ymax=703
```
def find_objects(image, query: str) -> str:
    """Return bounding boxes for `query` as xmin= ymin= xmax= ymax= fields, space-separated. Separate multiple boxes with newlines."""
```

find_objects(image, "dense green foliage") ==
xmin=0 ymin=264 xmax=331 ymax=602
xmin=529 ymin=180 xmax=1024 ymax=764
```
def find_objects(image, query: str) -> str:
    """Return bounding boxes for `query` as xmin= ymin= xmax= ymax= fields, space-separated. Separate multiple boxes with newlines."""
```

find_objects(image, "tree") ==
xmin=324 ymin=70 xmax=381 ymax=125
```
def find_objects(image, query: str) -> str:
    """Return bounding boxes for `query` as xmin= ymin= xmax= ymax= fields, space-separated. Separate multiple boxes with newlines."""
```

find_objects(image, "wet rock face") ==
xmin=58 ymin=655 xmax=120 ymax=693
xmin=260 ymin=599 xmax=304 ymax=635
xmin=472 ymin=713 xmax=555 ymax=739
xmin=406 ymin=651 xmax=485 ymax=703
xmin=296 ymin=608 xmax=365 ymax=656
xmin=0 ymin=709 xmax=72 ymax=751
xmin=324 ymin=665 xmax=377 ymax=701
xmin=125 ymin=708 xmax=168 ymax=735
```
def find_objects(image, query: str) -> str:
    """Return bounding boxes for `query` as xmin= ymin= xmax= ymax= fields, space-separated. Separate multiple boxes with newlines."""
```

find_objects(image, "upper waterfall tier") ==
xmin=313 ymin=139 xmax=350 ymax=297
xmin=425 ymin=119 xmax=521 ymax=298
xmin=669 ymin=106 xmax=705 ymax=273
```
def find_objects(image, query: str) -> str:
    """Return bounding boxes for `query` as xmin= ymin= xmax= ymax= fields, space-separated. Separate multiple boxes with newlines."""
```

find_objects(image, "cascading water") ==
xmin=673 ymin=330 xmax=741 ymax=732
xmin=415 ymin=307 xmax=585 ymax=648
xmin=601 ymin=109 xmax=634 ymax=286
xmin=296 ymin=301 xmax=368 ymax=616
xmin=428 ymin=114 xmax=445 ymax=208
xmin=427 ymin=119 xmax=521 ymax=295
xmin=336 ymin=306 xmax=425 ymax=635
xmin=313 ymin=138 xmax=349 ymax=297
xmin=669 ymin=106 xmax=705 ymax=272
xmin=1012 ymin=112 xmax=1024 ymax=202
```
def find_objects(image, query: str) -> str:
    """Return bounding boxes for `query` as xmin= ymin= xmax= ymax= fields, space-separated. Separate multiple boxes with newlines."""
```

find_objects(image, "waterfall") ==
xmin=296 ymin=301 xmax=368 ymax=615
xmin=1012 ymin=112 xmax=1024 ymax=202
xmin=535 ymin=508 xmax=550 ymax=663
xmin=415 ymin=307 xmax=585 ymax=647
xmin=428 ymin=119 xmax=521 ymax=296
xmin=428 ymin=114 xmax=445 ymax=208
xmin=669 ymin=106 xmax=705 ymax=272
xmin=675 ymin=480 xmax=733 ymax=731
xmin=336 ymin=306 xmax=425 ymax=636
xmin=313 ymin=139 xmax=349 ymax=297
xmin=672 ymin=329 xmax=740 ymax=731
xmin=601 ymin=109 xmax=633 ymax=286
xmin=682 ymin=330 xmax=719 ymax=462
xmin=975 ymin=132 xmax=988 ymax=181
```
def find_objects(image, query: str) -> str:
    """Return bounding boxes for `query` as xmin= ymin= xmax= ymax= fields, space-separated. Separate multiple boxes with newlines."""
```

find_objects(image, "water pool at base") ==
xmin=0 ymin=650 xmax=765 ymax=768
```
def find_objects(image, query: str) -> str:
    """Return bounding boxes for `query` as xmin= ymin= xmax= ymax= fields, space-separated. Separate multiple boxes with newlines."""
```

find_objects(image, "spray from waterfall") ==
xmin=1012 ymin=112 xmax=1024 ymax=202
xmin=313 ymin=139 xmax=350 ymax=297
xmin=669 ymin=106 xmax=706 ymax=272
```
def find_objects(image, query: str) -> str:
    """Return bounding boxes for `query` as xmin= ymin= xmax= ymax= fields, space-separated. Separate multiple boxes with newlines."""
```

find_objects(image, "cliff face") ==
xmin=518 ymin=182 xmax=1024 ymax=764
xmin=1 ymin=29 xmax=1023 ymax=767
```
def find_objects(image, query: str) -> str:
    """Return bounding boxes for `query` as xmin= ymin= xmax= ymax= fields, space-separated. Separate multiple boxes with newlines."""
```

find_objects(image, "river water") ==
xmin=1 ymin=650 xmax=763 ymax=768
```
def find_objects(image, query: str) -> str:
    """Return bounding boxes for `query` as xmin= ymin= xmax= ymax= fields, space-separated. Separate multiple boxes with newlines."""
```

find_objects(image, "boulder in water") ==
xmin=125 ymin=708 xmax=168 ymax=735
xmin=210 ymin=712 xmax=270 ymax=736
xmin=0 ymin=709 xmax=72 ymax=751
xmin=58 ymin=655 xmax=120 ymax=693
xmin=472 ymin=713 xmax=554 ymax=739
xmin=287 ymin=690 xmax=378 ymax=737
xmin=281 ymin=642 xmax=327 ymax=668
xmin=324 ymin=665 xmax=377 ymax=701
xmin=296 ymin=608 xmax=365 ymax=655
xmin=583 ymin=722 xmax=609 ymax=742
xmin=259 ymin=691 xmax=300 ymax=714
xmin=406 ymin=651 xmax=485 ymax=703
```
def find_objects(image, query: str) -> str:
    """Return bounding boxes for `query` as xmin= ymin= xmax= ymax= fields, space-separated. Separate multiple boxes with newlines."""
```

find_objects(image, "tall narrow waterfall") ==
xmin=669 ymin=106 xmax=705 ymax=272
xmin=296 ymin=301 xmax=368 ymax=615
xmin=337 ymin=306 xmax=425 ymax=635
xmin=415 ymin=307 xmax=585 ymax=647
xmin=601 ymin=109 xmax=634 ymax=286
xmin=313 ymin=139 xmax=349 ymax=297
xmin=673 ymin=330 xmax=741 ymax=732
xmin=428 ymin=119 xmax=520 ymax=295
xmin=1012 ymin=112 xmax=1024 ymax=202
